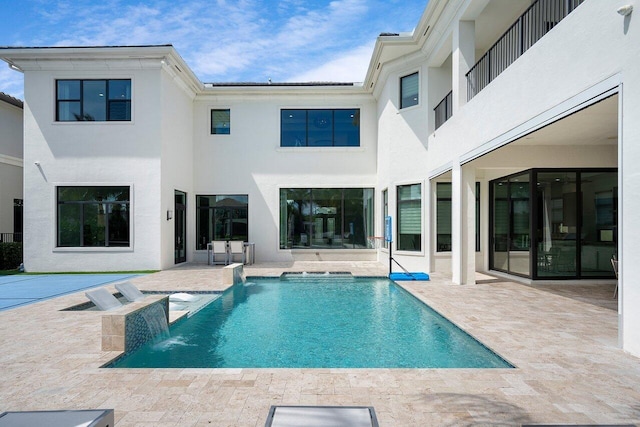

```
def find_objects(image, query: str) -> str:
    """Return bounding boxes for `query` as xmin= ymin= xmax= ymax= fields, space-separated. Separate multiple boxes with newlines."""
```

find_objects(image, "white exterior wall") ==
xmin=160 ymin=69 xmax=195 ymax=269
xmin=192 ymin=90 xmax=377 ymax=263
xmin=0 ymin=99 xmax=23 ymax=234
xmin=19 ymin=61 xmax=165 ymax=272
xmin=376 ymin=59 xmax=431 ymax=273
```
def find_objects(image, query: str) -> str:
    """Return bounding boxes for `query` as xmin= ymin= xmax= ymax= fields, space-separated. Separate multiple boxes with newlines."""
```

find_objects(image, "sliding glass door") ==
xmin=490 ymin=174 xmax=530 ymax=276
xmin=491 ymin=168 xmax=617 ymax=279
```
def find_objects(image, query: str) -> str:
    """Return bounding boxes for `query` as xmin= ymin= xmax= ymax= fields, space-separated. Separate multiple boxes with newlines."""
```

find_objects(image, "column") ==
xmin=452 ymin=20 xmax=475 ymax=112
xmin=452 ymin=160 xmax=477 ymax=285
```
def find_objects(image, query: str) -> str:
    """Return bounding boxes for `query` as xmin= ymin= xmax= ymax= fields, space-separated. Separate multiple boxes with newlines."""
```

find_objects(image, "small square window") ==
xmin=211 ymin=109 xmax=230 ymax=134
xmin=400 ymin=72 xmax=419 ymax=109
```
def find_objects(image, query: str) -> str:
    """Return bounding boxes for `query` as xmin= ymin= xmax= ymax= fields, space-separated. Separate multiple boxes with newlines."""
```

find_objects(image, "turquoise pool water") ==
xmin=109 ymin=276 xmax=512 ymax=368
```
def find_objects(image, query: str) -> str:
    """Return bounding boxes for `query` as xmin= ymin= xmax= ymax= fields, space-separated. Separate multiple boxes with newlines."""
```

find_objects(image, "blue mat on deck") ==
xmin=389 ymin=272 xmax=430 ymax=281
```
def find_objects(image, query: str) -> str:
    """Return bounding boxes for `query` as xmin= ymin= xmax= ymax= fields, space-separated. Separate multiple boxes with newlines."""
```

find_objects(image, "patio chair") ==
xmin=229 ymin=240 xmax=246 ymax=264
xmin=611 ymin=255 xmax=619 ymax=298
xmin=210 ymin=240 xmax=229 ymax=265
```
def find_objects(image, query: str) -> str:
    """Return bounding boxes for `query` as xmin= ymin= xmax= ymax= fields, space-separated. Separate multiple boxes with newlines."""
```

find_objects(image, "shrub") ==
xmin=0 ymin=242 xmax=23 ymax=270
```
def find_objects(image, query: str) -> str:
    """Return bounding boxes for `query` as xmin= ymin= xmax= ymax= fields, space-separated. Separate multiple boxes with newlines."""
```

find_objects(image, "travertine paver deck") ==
xmin=0 ymin=261 xmax=638 ymax=426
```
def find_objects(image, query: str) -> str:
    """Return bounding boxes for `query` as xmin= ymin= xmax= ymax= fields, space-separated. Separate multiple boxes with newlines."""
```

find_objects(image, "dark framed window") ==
xmin=196 ymin=195 xmax=248 ymax=249
xmin=397 ymin=184 xmax=421 ymax=251
xmin=436 ymin=183 xmax=451 ymax=252
xmin=400 ymin=72 xmax=419 ymax=109
xmin=211 ymin=109 xmax=231 ymax=134
xmin=281 ymin=109 xmax=360 ymax=147
xmin=57 ymin=186 xmax=130 ymax=247
xmin=382 ymin=189 xmax=389 ymax=249
xmin=56 ymin=79 xmax=131 ymax=121
xmin=280 ymin=188 xmax=374 ymax=249
xmin=436 ymin=182 xmax=481 ymax=252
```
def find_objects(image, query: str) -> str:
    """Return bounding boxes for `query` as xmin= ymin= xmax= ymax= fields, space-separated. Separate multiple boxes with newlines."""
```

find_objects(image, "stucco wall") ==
xmin=160 ymin=69 xmax=195 ymax=269
xmin=20 ymin=62 xmax=164 ymax=272
xmin=192 ymin=90 xmax=377 ymax=262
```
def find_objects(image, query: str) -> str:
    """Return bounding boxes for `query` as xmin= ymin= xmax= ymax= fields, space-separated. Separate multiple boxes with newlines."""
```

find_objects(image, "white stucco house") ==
xmin=1 ymin=0 xmax=639 ymax=355
xmin=0 ymin=92 xmax=23 ymax=242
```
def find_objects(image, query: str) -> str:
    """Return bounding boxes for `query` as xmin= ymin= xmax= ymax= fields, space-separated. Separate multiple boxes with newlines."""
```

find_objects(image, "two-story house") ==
xmin=1 ymin=0 xmax=639 ymax=355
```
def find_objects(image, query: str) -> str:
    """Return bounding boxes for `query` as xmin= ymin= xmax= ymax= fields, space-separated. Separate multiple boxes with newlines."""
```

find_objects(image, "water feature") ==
xmin=140 ymin=303 xmax=170 ymax=342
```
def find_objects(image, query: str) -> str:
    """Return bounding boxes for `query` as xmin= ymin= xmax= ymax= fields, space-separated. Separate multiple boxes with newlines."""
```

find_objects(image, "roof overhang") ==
xmin=0 ymin=45 xmax=204 ymax=95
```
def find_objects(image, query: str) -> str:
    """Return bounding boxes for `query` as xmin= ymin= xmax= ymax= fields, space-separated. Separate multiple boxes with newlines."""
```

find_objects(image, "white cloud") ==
xmin=286 ymin=42 xmax=375 ymax=82
xmin=1 ymin=0 xmax=428 ymax=87
xmin=0 ymin=65 xmax=24 ymax=100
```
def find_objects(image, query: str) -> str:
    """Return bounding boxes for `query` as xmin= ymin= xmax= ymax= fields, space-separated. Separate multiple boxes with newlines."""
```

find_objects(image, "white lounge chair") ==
xmin=85 ymin=288 xmax=122 ymax=311
xmin=115 ymin=281 xmax=145 ymax=302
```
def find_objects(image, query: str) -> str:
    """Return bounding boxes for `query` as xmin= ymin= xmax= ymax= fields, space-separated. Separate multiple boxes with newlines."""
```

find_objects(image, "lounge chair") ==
xmin=85 ymin=288 xmax=122 ymax=311
xmin=265 ymin=406 xmax=379 ymax=427
xmin=229 ymin=240 xmax=245 ymax=264
xmin=115 ymin=281 xmax=145 ymax=302
xmin=210 ymin=240 xmax=229 ymax=265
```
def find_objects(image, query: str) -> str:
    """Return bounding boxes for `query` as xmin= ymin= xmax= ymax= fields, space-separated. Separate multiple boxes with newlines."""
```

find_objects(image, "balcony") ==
xmin=466 ymin=0 xmax=584 ymax=101
xmin=434 ymin=91 xmax=453 ymax=130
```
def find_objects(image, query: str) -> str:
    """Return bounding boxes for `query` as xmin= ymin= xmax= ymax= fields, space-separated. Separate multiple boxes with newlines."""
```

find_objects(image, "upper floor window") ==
xmin=56 ymin=79 xmax=131 ymax=121
xmin=400 ymin=72 xmax=419 ymax=109
xmin=281 ymin=109 xmax=360 ymax=147
xmin=211 ymin=109 xmax=231 ymax=134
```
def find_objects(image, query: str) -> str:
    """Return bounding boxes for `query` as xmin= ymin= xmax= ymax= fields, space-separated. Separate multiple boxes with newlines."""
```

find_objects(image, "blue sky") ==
xmin=0 ymin=0 xmax=427 ymax=99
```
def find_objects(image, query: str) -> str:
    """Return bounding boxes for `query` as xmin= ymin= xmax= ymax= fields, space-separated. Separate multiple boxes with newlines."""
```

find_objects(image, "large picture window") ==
xmin=280 ymin=188 xmax=373 ymax=249
xmin=400 ymin=72 xmax=419 ymax=109
xmin=397 ymin=184 xmax=421 ymax=251
xmin=196 ymin=195 xmax=248 ymax=250
xmin=56 ymin=79 xmax=131 ymax=121
xmin=57 ymin=186 xmax=130 ymax=247
xmin=281 ymin=109 xmax=360 ymax=147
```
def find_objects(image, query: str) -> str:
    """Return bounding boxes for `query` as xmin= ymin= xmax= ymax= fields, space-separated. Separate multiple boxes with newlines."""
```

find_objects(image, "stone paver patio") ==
xmin=0 ymin=261 xmax=638 ymax=426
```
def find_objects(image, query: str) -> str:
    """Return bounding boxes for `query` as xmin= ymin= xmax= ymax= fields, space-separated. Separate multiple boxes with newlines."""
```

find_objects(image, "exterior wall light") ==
xmin=617 ymin=5 xmax=633 ymax=16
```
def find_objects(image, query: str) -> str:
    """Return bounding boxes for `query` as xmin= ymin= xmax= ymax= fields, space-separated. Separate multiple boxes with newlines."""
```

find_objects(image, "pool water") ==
xmin=109 ymin=276 xmax=512 ymax=368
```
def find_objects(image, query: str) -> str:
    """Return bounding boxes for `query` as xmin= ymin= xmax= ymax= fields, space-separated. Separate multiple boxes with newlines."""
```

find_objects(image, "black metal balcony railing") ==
xmin=434 ymin=90 xmax=453 ymax=130
xmin=0 ymin=233 xmax=23 ymax=243
xmin=466 ymin=0 xmax=584 ymax=101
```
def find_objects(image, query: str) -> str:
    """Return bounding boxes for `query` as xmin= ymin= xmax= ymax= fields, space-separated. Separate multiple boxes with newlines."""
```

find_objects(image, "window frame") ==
xmin=396 ymin=183 xmax=422 ymax=252
xmin=280 ymin=108 xmax=360 ymax=147
xmin=211 ymin=109 xmax=231 ymax=135
xmin=55 ymin=79 xmax=132 ymax=122
xmin=55 ymin=185 xmax=131 ymax=248
xmin=400 ymin=72 xmax=419 ymax=109
xmin=196 ymin=194 xmax=248 ymax=250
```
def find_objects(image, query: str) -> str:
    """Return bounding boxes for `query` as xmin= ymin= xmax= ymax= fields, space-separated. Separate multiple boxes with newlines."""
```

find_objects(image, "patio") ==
xmin=0 ymin=261 xmax=637 ymax=426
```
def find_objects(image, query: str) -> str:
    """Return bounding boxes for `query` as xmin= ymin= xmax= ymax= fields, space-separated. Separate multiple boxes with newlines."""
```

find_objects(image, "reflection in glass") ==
xmin=397 ymin=184 xmax=421 ymax=251
xmin=509 ymin=173 xmax=530 ymax=276
xmin=492 ymin=178 xmax=509 ymax=272
xmin=280 ymin=109 xmax=360 ymax=147
xmin=580 ymin=172 xmax=617 ymax=277
xmin=279 ymin=188 xmax=373 ymax=249
xmin=57 ymin=186 xmax=130 ymax=247
xmin=196 ymin=195 xmax=248 ymax=249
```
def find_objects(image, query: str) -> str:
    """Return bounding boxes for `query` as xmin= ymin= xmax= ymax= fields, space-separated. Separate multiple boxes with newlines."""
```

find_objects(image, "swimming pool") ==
xmin=109 ymin=275 xmax=512 ymax=368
